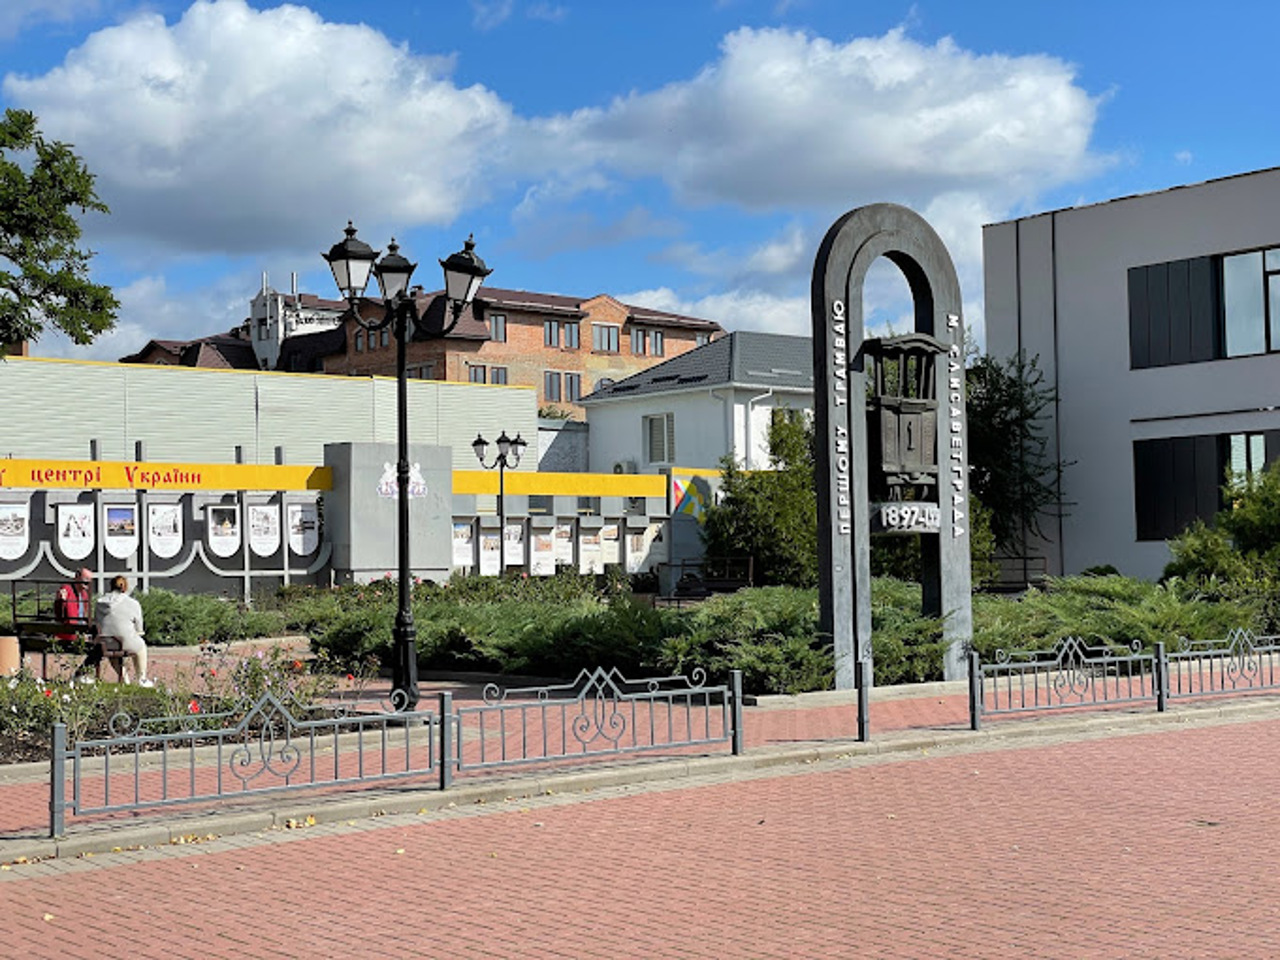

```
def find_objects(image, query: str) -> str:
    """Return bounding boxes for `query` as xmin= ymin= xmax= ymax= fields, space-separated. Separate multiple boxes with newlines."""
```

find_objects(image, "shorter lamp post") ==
xmin=471 ymin=431 xmax=528 ymax=573
xmin=323 ymin=222 xmax=492 ymax=709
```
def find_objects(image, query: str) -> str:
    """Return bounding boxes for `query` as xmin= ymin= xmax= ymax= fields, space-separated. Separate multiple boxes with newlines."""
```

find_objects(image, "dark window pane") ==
xmin=1189 ymin=257 xmax=1217 ymax=362
xmin=1167 ymin=259 xmax=1191 ymax=365
xmin=1147 ymin=263 xmax=1170 ymax=366
xmin=1128 ymin=267 xmax=1149 ymax=369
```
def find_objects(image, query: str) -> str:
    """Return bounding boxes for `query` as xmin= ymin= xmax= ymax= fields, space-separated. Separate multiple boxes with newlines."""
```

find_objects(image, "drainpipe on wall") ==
xmin=710 ymin=388 xmax=733 ymax=466
xmin=743 ymin=389 xmax=774 ymax=470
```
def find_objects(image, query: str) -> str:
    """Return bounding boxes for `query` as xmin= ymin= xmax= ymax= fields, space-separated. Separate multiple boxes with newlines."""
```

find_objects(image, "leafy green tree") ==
xmin=0 ymin=109 xmax=118 ymax=348
xmin=965 ymin=351 xmax=1066 ymax=552
xmin=701 ymin=415 xmax=818 ymax=587
xmin=1165 ymin=460 xmax=1280 ymax=581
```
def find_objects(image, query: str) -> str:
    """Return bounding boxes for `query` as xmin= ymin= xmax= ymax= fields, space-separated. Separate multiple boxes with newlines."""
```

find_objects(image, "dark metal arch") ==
xmin=811 ymin=203 xmax=971 ymax=692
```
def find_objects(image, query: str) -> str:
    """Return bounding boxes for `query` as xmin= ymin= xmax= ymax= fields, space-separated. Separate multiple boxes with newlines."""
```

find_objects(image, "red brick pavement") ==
xmin=4 ymin=715 xmax=1280 ymax=958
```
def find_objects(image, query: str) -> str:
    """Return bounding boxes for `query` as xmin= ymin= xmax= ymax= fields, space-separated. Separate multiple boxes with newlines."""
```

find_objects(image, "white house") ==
xmin=984 ymin=166 xmax=1280 ymax=580
xmin=580 ymin=332 xmax=814 ymax=473
xmin=244 ymin=273 xmax=348 ymax=370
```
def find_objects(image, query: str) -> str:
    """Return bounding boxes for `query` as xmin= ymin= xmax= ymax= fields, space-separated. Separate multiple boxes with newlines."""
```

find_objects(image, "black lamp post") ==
xmin=324 ymin=222 xmax=491 ymax=709
xmin=471 ymin=431 xmax=528 ymax=573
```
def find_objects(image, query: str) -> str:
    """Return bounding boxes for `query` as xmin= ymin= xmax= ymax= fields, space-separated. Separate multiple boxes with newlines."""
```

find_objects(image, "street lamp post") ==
xmin=471 ymin=431 xmax=528 ymax=573
xmin=324 ymin=222 xmax=491 ymax=709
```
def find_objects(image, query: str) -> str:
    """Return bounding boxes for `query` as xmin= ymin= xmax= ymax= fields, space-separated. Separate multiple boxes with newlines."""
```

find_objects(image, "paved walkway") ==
xmin=4 ymin=694 xmax=1280 ymax=958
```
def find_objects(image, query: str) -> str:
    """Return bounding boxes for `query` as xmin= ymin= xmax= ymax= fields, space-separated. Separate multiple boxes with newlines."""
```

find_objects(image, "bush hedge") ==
xmin=7 ymin=567 xmax=1272 ymax=697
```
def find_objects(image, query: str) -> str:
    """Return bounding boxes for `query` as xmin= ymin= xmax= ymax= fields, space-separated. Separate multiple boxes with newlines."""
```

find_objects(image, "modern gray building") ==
xmin=984 ymin=167 xmax=1280 ymax=579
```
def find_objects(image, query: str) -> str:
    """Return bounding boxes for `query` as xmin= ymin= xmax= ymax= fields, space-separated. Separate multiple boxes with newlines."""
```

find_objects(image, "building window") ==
xmin=354 ymin=331 xmax=365 ymax=352
xmin=577 ymin=498 xmax=601 ymax=516
xmin=409 ymin=362 xmax=437 ymax=380
xmin=564 ymin=372 xmax=581 ymax=402
xmin=529 ymin=495 xmax=553 ymax=515
xmin=564 ymin=322 xmax=580 ymax=349
xmin=1130 ymin=246 xmax=1280 ymax=368
xmin=652 ymin=330 xmax=665 ymax=357
xmin=644 ymin=412 xmax=675 ymax=464
xmin=544 ymin=320 xmax=560 ymax=348
xmin=593 ymin=324 xmax=620 ymax=353
xmin=1223 ymin=251 xmax=1272 ymax=357
xmin=490 ymin=366 xmax=508 ymax=385
xmin=469 ymin=365 xmax=486 ymax=384
xmin=631 ymin=328 xmax=648 ymax=355
xmin=380 ymin=328 xmax=390 ymax=348
xmin=490 ymin=313 xmax=507 ymax=342
xmin=257 ymin=319 xmax=269 ymax=341
xmin=1228 ymin=431 xmax=1268 ymax=480
xmin=1133 ymin=430 xmax=1279 ymax=541
xmin=696 ymin=332 xmax=711 ymax=347
xmin=544 ymin=371 xmax=561 ymax=402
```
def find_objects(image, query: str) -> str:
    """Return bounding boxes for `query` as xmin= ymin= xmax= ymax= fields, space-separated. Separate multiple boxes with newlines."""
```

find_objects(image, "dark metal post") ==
xmin=855 ymin=659 xmax=870 ymax=741
xmin=438 ymin=691 xmax=453 ymax=790
xmin=50 ymin=722 xmax=67 ymax=838
xmin=1155 ymin=641 xmax=1167 ymax=712
xmin=730 ymin=669 xmax=744 ymax=755
xmin=497 ymin=455 xmax=506 ymax=573
xmin=391 ymin=301 xmax=420 ymax=710
xmin=968 ymin=650 xmax=982 ymax=730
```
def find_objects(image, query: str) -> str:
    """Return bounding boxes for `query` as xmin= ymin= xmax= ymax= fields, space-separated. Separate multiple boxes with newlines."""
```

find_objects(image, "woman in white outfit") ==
xmin=95 ymin=575 xmax=150 ymax=686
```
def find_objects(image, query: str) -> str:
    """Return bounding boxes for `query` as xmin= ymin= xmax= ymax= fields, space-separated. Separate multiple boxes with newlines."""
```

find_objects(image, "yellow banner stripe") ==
xmin=453 ymin=470 xmax=667 ymax=497
xmin=0 ymin=459 xmax=332 ymax=492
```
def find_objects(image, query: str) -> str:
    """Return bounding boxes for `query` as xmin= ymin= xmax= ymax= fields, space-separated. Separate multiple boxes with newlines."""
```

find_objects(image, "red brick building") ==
xmin=314 ymin=286 xmax=722 ymax=418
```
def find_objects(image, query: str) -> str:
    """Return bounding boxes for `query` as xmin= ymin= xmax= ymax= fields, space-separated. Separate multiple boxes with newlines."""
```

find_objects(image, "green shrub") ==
xmin=138 ymin=589 xmax=286 ymax=646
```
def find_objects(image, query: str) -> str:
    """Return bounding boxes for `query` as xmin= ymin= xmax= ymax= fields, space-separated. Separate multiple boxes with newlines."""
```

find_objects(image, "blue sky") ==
xmin=4 ymin=0 xmax=1278 ymax=360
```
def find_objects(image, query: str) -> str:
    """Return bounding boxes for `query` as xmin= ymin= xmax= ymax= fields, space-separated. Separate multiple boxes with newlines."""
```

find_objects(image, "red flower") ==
xmin=210 ymin=669 xmax=217 ymax=677
xmin=346 ymin=673 xmax=355 ymax=681
xmin=188 ymin=699 xmax=201 ymax=714
xmin=44 ymin=689 xmax=52 ymax=697
xmin=292 ymin=660 xmax=303 ymax=670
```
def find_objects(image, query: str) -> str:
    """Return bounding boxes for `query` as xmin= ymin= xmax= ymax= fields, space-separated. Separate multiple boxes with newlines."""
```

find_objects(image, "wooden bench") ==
xmin=656 ymin=558 xmax=755 ymax=607
xmin=9 ymin=580 xmax=127 ymax=681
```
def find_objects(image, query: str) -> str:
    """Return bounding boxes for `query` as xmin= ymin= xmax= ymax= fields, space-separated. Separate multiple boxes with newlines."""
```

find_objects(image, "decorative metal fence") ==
xmin=970 ymin=630 xmax=1280 ymax=729
xmin=50 ymin=668 xmax=744 ymax=836
xmin=50 ymin=691 xmax=437 ymax=836
xmin=444 ymin=667 xmax=743 ymax=786
xmin=969 ymin=637 xmax=1160 ymax=730
xmin=1166 ymin=629 xmax=1280 ymax=700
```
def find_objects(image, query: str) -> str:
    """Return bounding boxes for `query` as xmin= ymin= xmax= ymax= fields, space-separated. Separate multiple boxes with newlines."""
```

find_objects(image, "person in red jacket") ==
xmin=54 ymin=568 xmax=92 ymax=640
xmin=56 ymin=568 xmax=105 ymax=679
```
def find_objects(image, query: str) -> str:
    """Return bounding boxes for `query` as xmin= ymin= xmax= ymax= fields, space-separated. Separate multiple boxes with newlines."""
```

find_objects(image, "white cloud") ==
xmin=527 ymin=3 xmax=567 ymax=23
xmin=471 ymin=0 xmax=514 ymax=30
xmin=32 ymin=272 xmax=251 ymax=360
xmin=623 ymin=286 xmax=809 ymax=337
xmin=519 ymin=26 xmax=1106 ymax=212
xmin=1175 ymin=149 xmax=1193 ymax=165
xmin=4 ymin=0 xmax=512 ymax=258
xmin=0 ymin=0 xmax=100 ymax=40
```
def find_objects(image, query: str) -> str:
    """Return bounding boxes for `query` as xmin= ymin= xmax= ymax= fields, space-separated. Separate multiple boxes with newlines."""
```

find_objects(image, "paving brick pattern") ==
xmin=4 ymin=714 xmax=1280 ymax=958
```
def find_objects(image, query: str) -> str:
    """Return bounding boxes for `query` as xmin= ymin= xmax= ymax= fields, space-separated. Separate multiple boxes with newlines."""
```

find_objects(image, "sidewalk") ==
xmin=5 ymin=647 xmax=1279 ymax=868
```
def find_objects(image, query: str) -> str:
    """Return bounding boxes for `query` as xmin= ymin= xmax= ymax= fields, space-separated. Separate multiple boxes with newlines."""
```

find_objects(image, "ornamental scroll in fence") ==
xmin=448 ymin=667 xmax=743 ymax=775
xmin=1166 ymin=629 xmax=1280 ymax=699
xmin=50 ymin=690 xmax=435 ymax=836
xmin=969 ymin=637 xmax=1158 ymax=729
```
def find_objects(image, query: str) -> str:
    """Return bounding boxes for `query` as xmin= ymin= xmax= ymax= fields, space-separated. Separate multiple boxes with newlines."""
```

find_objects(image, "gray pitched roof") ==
xmin=581 ymin=332 xmax=813 ymax=403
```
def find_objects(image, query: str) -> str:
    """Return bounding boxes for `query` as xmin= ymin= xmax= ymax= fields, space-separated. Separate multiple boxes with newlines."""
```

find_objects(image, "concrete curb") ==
xmin=4 ymin=692 xmax=1279 ymax=867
